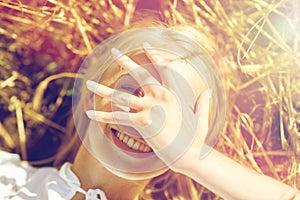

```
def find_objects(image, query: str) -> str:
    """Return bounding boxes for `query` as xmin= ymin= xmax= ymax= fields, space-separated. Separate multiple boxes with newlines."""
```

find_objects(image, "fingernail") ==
xmin=111 ymin=48 xmax=123 ymax=59
xmin=206 ymin=88 xmax=212 ymax=99
xmin=86 ymin=80 xmax=98 ymax=92
xmin=143 ymin=42 xmax=152 ymax=49
xmin=86 ymin=110 xmax=97 ymax=119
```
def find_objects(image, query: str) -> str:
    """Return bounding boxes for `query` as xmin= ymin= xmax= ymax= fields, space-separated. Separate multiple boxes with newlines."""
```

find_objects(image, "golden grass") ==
xmin=0 ymin=0 xmax=299 ymax=199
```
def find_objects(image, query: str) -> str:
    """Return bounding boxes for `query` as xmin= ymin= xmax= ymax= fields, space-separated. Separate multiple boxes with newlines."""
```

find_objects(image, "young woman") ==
xmin=0 ymin=27 xmax=299 ymax=200
xmin=71 ymin=27 xmax=225 ymax=199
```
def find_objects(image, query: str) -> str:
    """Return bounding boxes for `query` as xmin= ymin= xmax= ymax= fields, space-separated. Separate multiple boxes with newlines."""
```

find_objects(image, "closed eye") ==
xmin=121 ymin=85 xmax=144 ymax=97
xmin=117 ymin=74 xmax=144 ymax=97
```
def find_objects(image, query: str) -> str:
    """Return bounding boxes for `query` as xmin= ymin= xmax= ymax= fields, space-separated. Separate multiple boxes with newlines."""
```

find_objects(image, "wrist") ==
xmin=170 ymin=145 xmax=199 ymax=173
xmin=170 ymin=143 xmax=212 ymax=174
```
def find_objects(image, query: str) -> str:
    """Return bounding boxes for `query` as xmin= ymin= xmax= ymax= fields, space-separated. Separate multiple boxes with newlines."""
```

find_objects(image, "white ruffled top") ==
xmin=0 ymin=151 xmax=107 ymax=200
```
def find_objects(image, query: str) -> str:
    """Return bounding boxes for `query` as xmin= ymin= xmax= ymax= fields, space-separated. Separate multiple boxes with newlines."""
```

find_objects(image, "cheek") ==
xmin=94 ymin=95 xmax=111 ymax=134
xmin=95 ymin=95 xmax=111 ymax=112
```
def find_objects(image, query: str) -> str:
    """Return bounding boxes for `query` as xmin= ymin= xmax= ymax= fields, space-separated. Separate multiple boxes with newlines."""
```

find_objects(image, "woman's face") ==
xmin=95 ymin=51 xmax=161 ymax=153
xmin=90 ymin=50 xmax=206 ymax=180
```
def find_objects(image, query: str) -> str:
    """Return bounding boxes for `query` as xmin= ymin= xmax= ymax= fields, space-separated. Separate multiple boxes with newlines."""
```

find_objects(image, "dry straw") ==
xmin=0 ymin=0 xmax=299 ymax=199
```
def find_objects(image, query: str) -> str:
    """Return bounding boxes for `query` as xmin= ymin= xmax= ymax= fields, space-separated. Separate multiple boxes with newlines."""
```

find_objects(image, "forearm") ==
xmin=176 ymin=147 xmax=298 ymax=200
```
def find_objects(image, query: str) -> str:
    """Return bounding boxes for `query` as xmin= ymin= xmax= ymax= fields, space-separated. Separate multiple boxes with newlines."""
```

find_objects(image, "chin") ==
xmin=104 ymin=164 xmax=169 ymax=181
xmin=83 ymin=120 xmax=168 ymax=180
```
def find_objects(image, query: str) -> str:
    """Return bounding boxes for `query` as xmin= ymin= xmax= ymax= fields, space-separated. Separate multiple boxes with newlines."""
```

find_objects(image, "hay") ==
xmin=0 ymin=0 xmax=299 ymax=199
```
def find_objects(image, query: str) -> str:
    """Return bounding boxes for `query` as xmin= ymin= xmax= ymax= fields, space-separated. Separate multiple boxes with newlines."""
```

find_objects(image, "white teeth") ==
xmin=133 ymin=142 xmax=140 ymax=150
xmin=127 ymin=138 xmax=134 ymax=148
xmin=119 ymin=133 xmax=124 ymax=140
xmin=111 ymin=128 xmax=152 ymax=153
xmin=123 ymin=135 xmax=129 ymax=143
xmin=139 ymin=143 xmax=145 ymax=150
xmin=144 ymin=146 xmax=150 ymax=152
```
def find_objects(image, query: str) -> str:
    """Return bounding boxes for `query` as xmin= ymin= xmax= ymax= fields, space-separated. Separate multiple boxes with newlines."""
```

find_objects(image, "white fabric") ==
xmin=0 ymin=151 xmax=107 ymax=200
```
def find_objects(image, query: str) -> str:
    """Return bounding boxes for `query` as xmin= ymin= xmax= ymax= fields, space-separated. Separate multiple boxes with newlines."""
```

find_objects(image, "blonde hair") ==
xmin=56 ymin=15 xmax=226 ymax=199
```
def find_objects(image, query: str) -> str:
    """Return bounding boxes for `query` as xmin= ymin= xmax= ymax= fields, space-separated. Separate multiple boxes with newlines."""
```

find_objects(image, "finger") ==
xmin=143 ymin=42 xmax=167 ymax=65
xmin=195 ymin=88 xmax=212 ymax=139
xmin=195 ymin=89 xmax=214 ymax=159
xmin=143 ymin=42 xmax=183 ymax=88
xmin=111 ymin=48 xmax=160 ymax=87
xmin=143 ymin=42 xmax=171 ymax=79
xmin=86 ymin=110 xmax=135 ymax=127
xmin=86 ymin=80 xmax=144 ymax=110
xmin=86 ymin=110 xmax=152 ymax=128
xmin=196 ymin=88 xmax=211 ymax=119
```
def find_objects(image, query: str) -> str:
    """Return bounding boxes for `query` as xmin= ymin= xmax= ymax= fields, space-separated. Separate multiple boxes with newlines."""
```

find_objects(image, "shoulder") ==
xmin=0 ymin=150 xmax=74 ymax=199
xmin=0 ymin=151 xmax=107 ymax=200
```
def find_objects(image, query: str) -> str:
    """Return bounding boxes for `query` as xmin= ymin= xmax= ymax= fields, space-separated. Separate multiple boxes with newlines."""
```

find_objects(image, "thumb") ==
xmin=195 ymin=88 xmax=212 ymax=141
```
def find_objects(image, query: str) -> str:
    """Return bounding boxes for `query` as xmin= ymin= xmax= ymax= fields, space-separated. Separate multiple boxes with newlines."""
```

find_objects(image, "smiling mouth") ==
xmin=109 ymin=125 xmax=153 ymax=153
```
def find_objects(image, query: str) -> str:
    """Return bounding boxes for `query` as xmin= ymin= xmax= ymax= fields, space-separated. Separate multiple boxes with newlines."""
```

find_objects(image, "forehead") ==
xmin=98 ymin=50 xmax=160 ymax=87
